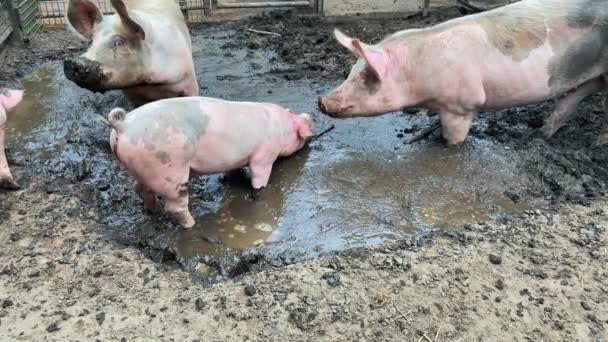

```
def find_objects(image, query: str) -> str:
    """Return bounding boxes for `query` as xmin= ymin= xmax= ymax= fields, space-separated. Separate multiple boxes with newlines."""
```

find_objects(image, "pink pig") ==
xmin=0 ymin=89 xmax=24 ymax=190
xmin=319 ymin=0 xmax=608 ymax=146
xmin=99 ymin=97 xmax=313 ymax=228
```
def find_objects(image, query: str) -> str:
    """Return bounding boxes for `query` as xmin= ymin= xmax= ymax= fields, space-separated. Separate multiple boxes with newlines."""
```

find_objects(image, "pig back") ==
xmin=120 ymin=98 xmax=210 ymax=160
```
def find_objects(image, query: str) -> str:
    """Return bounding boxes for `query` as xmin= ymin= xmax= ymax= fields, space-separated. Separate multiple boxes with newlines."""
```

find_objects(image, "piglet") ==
xmin=98 ymin=97 xmax=313 ymax=228
xmin=0 ymin=89 xmax=24 ymax=190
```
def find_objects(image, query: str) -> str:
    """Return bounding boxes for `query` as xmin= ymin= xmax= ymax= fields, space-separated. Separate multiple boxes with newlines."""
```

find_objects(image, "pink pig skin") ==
xmin=0 ymin=89 xmax=24 ymax=190
xmin=102 ymin=97 xmax=313 ymax=228
xmin=319 ymin=0 xmax=608 ymax=146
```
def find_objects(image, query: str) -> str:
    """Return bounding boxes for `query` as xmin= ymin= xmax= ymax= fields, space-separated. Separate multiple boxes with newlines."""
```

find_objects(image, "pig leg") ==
xmin=164 ymin=181 xmax=195 ymax=229
xmin=595 ymin=97 xmax=608 ymax=146
xmin=248 ymin=145 xmax=277 ymax=199
xmin=439 ymin=111 xmax=475 ymax=146
xmin=542 ymin=77 xmax=606 ymax=138
xmin=134 ymin=181 xmax=159 ymax=213
xmin=0 ymin=114 xmax=18 ymax=190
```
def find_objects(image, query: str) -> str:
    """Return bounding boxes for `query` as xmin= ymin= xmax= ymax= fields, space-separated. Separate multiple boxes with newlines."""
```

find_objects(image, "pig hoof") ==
xmin=541 ymin=125 xmax=557 ymax=138
xmin=143 ymin=200 xmax=160 ymax=214
xmin=0 ymin=177 xmax=20 ymax=190
xmin=249 ymin=188 xmax=263 ymax=201
xmin=178 ymin=214 xmax=195 ymax=229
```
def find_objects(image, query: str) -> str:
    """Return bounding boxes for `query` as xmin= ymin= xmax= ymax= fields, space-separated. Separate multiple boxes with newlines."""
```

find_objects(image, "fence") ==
xmin=39 ymin=0 xmax=207 ymax=26
xmin=0 ymin=0 xmax=41 ymax=45
xmin=0 ymin=0 xmax=12 ymax=46
xmin=39 ymin=0 xmax=318 ymax=26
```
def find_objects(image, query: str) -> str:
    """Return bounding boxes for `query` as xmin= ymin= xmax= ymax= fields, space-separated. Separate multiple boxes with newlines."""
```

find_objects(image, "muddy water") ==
xmin=6 ymin=26 xmax=536 ymax=275
xmin=5 ymin=67 xmax=55 ymax=144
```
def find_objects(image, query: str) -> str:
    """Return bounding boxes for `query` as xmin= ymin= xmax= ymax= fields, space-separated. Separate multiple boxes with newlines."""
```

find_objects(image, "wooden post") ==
xmin=5 ymin=0 xmax=23 ymax=44
xmin=422 ymin=0 xmax=431 ymax=17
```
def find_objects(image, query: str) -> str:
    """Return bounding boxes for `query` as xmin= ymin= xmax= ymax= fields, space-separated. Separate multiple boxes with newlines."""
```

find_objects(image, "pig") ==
xmin=318 ymin=0 xmax=608 ymax=146
xmin=97 ymin=97 xmax=313 ymax=228
xmin=64 ymin=0 xmax=199 ymax=105
xmin=0 ymin=89 xmax=24 ymax=190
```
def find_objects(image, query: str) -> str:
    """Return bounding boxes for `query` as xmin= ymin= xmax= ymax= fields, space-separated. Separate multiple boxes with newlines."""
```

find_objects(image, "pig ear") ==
xmin=66 ymin=0 xmax=103 ymax=40
xmin=351 ymin=40 xmax=388 ymax=79
xmin=110 ymin=0 xmax=146 ymax=40
xmin=297 ymin=115 xmax=313 ymax=140
xmin=334 ymin=29 xmax=356 ymax=53
xmin=334 ymin=29 xmax=387 ymax=79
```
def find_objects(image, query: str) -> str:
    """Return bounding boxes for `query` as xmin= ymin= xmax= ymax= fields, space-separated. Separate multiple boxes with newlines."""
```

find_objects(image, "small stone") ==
xmin=254 ymin=223 xmax=273 ymax=232
xmin=17 ymin=209 xmax=26 ymax=215
xmin=1 ymin=300 xmax=14 ymax=308
xmin=581 ymin=301 xmax=591 ymax=311
xmin=46 ymin=322 xmax=60 ymax=333
xmin=96 ymin=312 xmax=105 ymax=325
xmin=321 ymin=272 xmax=341 ymax=287
xmin=97 ymin=183 xmax=110 ymax=191
xmin=244 ymin=285 xmax=257 ymax=296
xmin=489 ymin=254 xmax=503 ymax=265
xmin=495 ymin=297 xmax=502 ymax=303
xmin=195 ymin=298 xmax=205 ymax=311
xmin=233 ymin=225 xmax=247 ymax=233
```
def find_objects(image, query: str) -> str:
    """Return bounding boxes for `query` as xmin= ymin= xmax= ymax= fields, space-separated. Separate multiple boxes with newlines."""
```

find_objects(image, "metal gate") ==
xmin=214 ymin=0 xmax=312 ymax=9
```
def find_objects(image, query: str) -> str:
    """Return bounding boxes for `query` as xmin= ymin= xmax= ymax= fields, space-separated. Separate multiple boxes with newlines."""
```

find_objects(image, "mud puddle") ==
xmin=5 ymin=25 xmax=537 ymax=281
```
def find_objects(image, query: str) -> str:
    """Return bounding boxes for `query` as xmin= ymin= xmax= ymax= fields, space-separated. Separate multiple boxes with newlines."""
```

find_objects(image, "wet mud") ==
xmin=4 ymin=9 xmax=606 ymax=280
xmin=0 ymin=7 xmax=607 ymax=341
xmin=2 ymin=21 xmax=543 ymax=281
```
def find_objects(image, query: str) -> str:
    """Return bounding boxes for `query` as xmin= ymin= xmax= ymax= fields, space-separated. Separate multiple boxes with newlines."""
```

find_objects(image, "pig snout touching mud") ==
xmin=98 ymin=98 xmax=313 ymax=228
xmin=64 ymin=0 xmax=199 ymax=105
xmin=319 ymin=0 xmax=608 ymax=146
xmin=0 ymin=89 xmax=24 ymax=190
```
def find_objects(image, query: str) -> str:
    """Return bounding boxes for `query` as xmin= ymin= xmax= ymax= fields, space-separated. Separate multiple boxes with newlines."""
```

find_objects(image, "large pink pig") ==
xmin=0 ymin=89 xmax=24 ymax=190
xmin=64 ymin=0 xmax=199 ymax=105
xmin=98 ymin=97 xmax=313 ymax=228
xmin=319 ymin=0 xmax=608 ymax=146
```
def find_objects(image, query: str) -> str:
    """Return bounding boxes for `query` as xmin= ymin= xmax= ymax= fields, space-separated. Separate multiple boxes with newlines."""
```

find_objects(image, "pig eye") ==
xmin=360 ymin=69 xmax=379 ymax=86
xmin=111 ymin=36 xmax=126 ymax=48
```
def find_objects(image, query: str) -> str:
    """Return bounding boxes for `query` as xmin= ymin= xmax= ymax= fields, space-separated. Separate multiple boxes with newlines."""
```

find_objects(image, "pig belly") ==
xmin=480 ymin=43 xmax=602 ymax=110
xmin=189 ymin=135 xmax=253 ymax=175
xmin=480 ymin=45 xmax=555 ymax=109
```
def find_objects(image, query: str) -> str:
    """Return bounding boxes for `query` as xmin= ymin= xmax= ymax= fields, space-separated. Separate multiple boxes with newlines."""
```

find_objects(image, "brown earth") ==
xmin=1 ymin=6 xmax=607 ymax=342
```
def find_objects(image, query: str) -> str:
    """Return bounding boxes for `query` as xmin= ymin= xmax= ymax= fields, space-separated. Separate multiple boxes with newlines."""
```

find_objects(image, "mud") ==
xmin=1 ymin=6 xmax=607 ymax=341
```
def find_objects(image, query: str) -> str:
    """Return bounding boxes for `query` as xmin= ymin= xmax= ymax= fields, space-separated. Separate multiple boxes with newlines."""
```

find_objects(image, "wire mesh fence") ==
xmin=0 ymin=0 xmax=13 ymax=46
xmin=39 ymin=0 xmax=207 ymax=26
xmin=1 ymin=0 xmax=42 ymax=44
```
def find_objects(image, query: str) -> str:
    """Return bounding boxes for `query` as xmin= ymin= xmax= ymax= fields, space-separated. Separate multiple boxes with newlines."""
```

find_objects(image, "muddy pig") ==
xmin=318 ymin=0 xmax=608 ymax=146
xmin=97 ymin=97 xmax=313 ymax=228
xmin=64 ymin=0 xmax=198 ymax=105
xmin=0 ymin=89 xmax=24 ymax=190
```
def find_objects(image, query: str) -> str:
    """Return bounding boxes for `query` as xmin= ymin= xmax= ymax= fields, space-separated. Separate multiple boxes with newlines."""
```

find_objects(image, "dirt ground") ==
xmin=1 ymin=7 xmax=607 ymax=341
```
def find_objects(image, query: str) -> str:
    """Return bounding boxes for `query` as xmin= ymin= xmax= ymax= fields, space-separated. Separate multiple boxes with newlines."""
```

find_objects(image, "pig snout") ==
xmin=318 ymin=96 xmax=328 ymax=114
xmin=318 ymin=95 xmax=349 ymax=117
xmin=64 ymin=57 xmax=108 ymax=93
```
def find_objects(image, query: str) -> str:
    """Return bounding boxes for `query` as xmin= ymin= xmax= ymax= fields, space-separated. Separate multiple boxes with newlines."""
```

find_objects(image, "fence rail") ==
xmin=39 ymin=0 xmax=207 ymax=25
